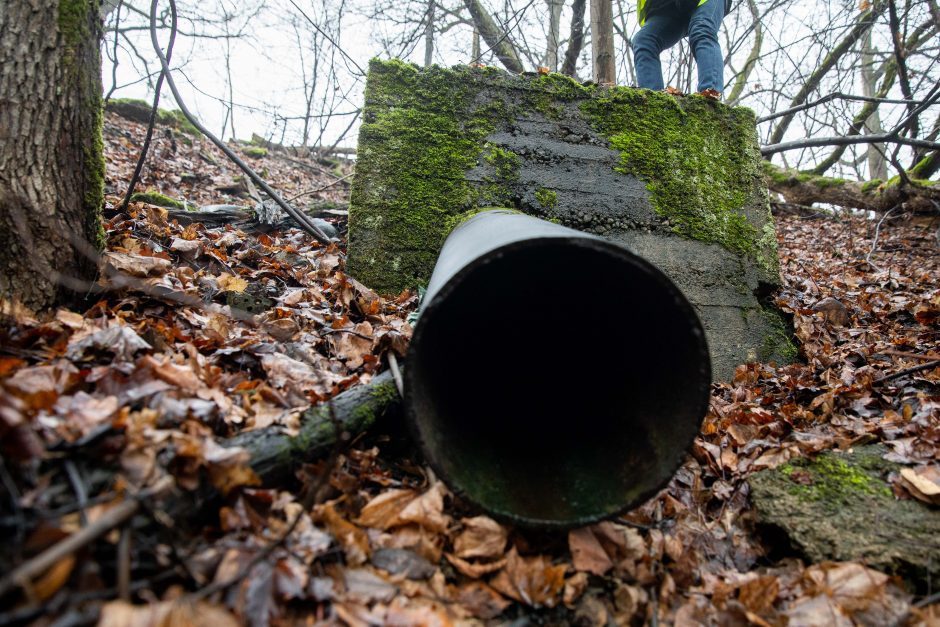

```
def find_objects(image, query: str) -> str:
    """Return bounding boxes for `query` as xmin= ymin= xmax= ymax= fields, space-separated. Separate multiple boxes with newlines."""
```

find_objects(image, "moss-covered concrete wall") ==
xmin=347 ymin=59 xmax=793 ymax=379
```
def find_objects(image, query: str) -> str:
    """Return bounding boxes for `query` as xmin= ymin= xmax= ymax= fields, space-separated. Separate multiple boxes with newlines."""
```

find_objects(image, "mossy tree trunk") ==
xmin=0 ymin=0 xmax=105 ymax=312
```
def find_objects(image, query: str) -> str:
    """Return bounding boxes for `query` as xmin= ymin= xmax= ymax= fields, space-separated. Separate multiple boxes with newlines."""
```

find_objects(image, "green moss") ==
xmin=780 ymin=452 xmax=893 ymax=505
xmin=131 ymin=190 xmax=184 ymax=210
xmin=245 ymin=147 xmax=268 ymax=158
xmin=861 ymin=178 xmax=884 ymax=194
xmin=350 ymin=60 xmax=780 ymax=292
xmin=763 ymin=162 xmax=849 ymax=190
xmin=349 ymin=60 xmax=509 ymax=288
xmin=815 ymin=176 xmax=847 ymax=188
xmin=908 ymin=153 xmax=939 ymax=180
xmin=58 ymin=0 xmax=91 ymax=48
xmin=157 ymin=108 xmax=199 ymax=135
xmin=758 ymin=307 xmax=798 ymax=362
xmin=535 ymin=187 xmax=558 ymax=210
xmin=581 ymin=89 xmax=776 ymax=273
xmin=482 ymin=143 xmax=520 ymax=181
xmin=86 ymin=103 xmax=106 ymax=250
xmin=106 ymin=98 xmax=199 ymax=135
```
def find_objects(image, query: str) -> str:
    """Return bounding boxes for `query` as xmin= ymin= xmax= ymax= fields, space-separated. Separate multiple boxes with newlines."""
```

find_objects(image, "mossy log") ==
xmin=764 ymin=162 xmax=940 ymax=214
xmin=749 ymin=445 xmax=940 ymax=592
xmin=228 ymin=370 xmax=401 ymax=484
xmin=347 ymin=60 xmax=794 ymax=380
xmin=105 ymin=98 xmax=199 ymax=135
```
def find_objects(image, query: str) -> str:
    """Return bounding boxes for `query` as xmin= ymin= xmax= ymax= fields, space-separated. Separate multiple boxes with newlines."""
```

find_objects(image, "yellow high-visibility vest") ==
xmin=637 ymin=0 xmax=710 ymax=25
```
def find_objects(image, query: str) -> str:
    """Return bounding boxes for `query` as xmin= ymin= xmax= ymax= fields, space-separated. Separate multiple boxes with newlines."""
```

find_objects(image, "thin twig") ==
xmin=63 ymin=460 xmax=89 ymax=527
xmin=147 ymin=0 xmax=332 ymax=244
xmin=0 ymin=458 xmax=25 ymax=550
xmin=874 ymin=359 xmax=940 ymax=384
xmin=387 ymin=352 xmax=405 ymax=398
xmin=0 ymin=477 xmax=173 ymax=598
xmin=320 ymin=327 xmax=373 ymax=341
xmin=915 ymin=589 xmax=940 ymax=608
xmin=117 ymin=527 xmax=132 ymax=601
xmin=882 ymin=349 xmax=940 ymax=361
xmin=119 ymin=0 xmax=177 ymax=213
xmin=284 ymin=172 xmax=356 ymax=204
xmin=866 ymin=207 xmax=898 ymax=270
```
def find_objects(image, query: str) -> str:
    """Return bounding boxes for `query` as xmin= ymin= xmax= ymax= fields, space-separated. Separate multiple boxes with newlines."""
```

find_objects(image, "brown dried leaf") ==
xmin=101 ymin=251 xmax=172 ymax=277
xmin=738 ymin=575 xmax=779 ymax=614
xmin=454 ymin=582 xmax=512 ymax=619
xmin=317 ymin=502 xmax=371 ymax=565
xmin=445 ymin=553 xmax=507 ymax=579
xmin=98 ymin=599 xmax=240 ymax=627
xmin=453 ymin=516 xmax=507 ymax=560
xmin=489 ymin=548 xmax=565 ymax=608
xmin=396 ymin=481 xmax=450 ymax=533
xmin=30 ymin=554 xmax=76 ymax=602
xmin=899 ymin=466 xmax=940 ymax=505
xmin=357 ymin=488 xmax=418 ymax=530
xmin=217 ymin=272 xmax=249 ymax=293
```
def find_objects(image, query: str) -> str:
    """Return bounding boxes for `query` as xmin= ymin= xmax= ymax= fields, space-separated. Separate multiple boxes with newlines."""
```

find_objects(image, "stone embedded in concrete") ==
xmin=347 ymin=59 xmax=793 ymax=380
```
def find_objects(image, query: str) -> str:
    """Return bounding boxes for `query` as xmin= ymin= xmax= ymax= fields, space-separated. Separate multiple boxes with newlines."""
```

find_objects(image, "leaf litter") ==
xmin=0 ymin=111 xmax=938 ymax=625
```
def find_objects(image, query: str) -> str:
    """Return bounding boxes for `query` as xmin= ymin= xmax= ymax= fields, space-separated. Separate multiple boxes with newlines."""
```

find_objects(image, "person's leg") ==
xmin=633 ymin=13 xmax=686 ymax=90
xmin=687 ymin=0 xmax=725 ymax=92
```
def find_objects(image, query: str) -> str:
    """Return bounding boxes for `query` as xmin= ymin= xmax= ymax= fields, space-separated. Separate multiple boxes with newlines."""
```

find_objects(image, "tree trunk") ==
xmin=463 ymin=0 xmax=524 ymax=73
xmin=590 ymin=0 xmax=615 ymax=83
xmin=0 ymin=0 xmax=105 ymax=312
xmin=545 ymin=0 xmax=563 ymax=71
xmin=424 ymin=0 xmax=435 ymax=67
xmin=561 ymin=0 xmax=586 ymax=77
xmin=860 ymin=29 xmax=888 ymax=180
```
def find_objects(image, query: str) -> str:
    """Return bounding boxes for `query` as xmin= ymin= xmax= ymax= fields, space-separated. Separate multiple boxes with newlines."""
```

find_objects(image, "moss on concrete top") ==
xmin=581 ymin=90 xmax=778 ymax=275
xmin=348 ymin=59 xmax=778 ymax=293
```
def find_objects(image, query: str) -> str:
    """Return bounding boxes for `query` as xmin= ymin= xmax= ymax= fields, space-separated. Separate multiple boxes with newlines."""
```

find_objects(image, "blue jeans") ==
xmin=633 ymin=0 xmax=725 ymax=92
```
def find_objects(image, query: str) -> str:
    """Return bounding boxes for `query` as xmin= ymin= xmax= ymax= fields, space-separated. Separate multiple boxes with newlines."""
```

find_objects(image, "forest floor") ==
xmin=0 ymin=112 xmax=938 ymax=626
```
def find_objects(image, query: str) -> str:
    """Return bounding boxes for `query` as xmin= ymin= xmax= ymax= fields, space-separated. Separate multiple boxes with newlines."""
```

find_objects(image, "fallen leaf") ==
xmin=317 ymin=502 xmax=370 ymax=565
xmin=98 ymin=599 xmax=240 ymax=627
xmin=217 ymin=272 xmax=249 ymax=293
xmin=396 ymin=481 xmax=450 ymax=532
xmin=445 ymin=553 xmax=507 ymax=579
xmin=489 ymin=548 xmax=565 ymax=608
xmin=101 ymin=251 xmax=171 ymax=277
xmin=899 ymin=466 xmax=940 ymax=505
xmin=454 ymin=582 xmax=512 ymax=619
xmin=371 ymin=547 xmax=436 ymax=580
xmin=738 ymin=575 xmax=779 ymax=614
xmin=30 ymin=554 xmax=76 ymax=602
xmin=357 ymin=488 xmax=418 ymax=530
xmin=453 ymin=516 xmax=507 ymax=560
xmin=344 ymin=568 xmax=398 ymax=603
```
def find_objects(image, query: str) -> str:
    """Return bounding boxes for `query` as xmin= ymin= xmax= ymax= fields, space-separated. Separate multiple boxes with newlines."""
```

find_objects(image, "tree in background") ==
xmin=0 ymin=0 xmax=105 ymax=312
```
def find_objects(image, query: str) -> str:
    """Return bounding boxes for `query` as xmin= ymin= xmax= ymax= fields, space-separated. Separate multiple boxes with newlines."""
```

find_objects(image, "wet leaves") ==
xmin=1 ymin=112 xmax=937 ymax=624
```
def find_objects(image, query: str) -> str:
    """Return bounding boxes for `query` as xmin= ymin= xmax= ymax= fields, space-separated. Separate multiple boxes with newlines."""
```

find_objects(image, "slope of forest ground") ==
xmin=0 ymin=112 xmax=938 ymax=626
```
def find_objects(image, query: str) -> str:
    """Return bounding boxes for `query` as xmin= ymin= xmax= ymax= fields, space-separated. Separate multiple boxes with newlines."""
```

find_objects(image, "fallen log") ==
xmin=229 ymin=370 xmax=401 ymax=485
xmin=764 ymin=162 xmax=940 ymax=214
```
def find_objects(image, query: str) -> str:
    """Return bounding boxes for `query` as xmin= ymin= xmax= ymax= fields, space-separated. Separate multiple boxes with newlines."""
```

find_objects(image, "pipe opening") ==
xmin=406 ymin=237 xmax=709 ymax=526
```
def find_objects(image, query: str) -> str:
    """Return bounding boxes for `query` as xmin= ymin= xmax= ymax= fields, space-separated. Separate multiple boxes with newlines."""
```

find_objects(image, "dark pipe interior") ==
xmin=406 ymin=238 xmax=709 ymax=526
